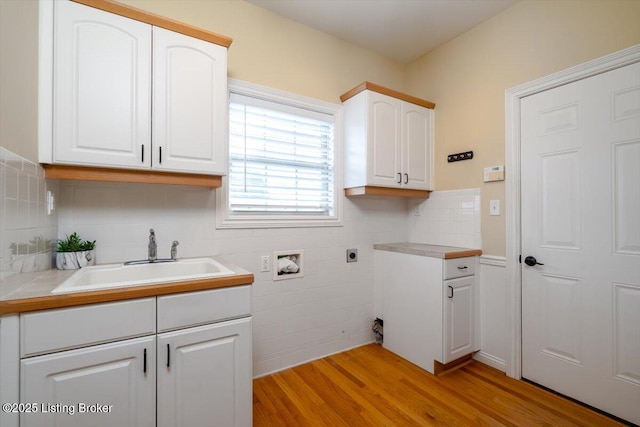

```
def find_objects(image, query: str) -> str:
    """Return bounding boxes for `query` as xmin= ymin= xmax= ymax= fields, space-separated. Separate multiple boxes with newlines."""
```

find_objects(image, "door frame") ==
xmin=504 ymin=44 xmax=640 ymax=379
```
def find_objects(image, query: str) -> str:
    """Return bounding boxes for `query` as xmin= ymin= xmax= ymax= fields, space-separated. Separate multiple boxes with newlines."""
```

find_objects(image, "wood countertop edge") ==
xmin=373 ymin=243 xmax=482 ymax=259
xmin=0 ymin=273 xmax=254 ymax=315
xmin=444 ymin=249 xmax=482 ymax=259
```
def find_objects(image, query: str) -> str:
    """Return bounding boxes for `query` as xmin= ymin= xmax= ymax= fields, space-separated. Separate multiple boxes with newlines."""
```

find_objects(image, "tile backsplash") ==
xmin=1 ymin=149 xmax=482 ymax=377
xmin=408 ymin=188 xmax=482 ymax=249
xmin=0 ymin=147 xmax=58 ymax=287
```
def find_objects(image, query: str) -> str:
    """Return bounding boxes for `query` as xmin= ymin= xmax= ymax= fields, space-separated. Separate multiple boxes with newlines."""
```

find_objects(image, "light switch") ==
xmin=490 ymin=200 xmax=500 ymax=216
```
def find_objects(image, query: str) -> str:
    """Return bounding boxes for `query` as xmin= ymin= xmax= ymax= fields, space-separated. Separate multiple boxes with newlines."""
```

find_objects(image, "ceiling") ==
xmin=246 ymin=0 xmax=517 ymax=63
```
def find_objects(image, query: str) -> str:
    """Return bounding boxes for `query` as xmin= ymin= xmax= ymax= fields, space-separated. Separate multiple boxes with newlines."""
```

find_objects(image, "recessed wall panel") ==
xmin=539 ymin=150 xmax=581 ymax=249
xmin=613 ymin=140 xmax=640 ymax=255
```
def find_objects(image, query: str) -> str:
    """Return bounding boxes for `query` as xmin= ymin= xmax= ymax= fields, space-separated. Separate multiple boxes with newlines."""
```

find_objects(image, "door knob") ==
xmin=524 ymin=256 xmax=544 ymax=266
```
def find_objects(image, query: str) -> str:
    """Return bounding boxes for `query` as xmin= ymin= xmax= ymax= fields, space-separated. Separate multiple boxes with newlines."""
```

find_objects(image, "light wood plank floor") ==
xmin=253 ymin=344 xmax=626 ymax=426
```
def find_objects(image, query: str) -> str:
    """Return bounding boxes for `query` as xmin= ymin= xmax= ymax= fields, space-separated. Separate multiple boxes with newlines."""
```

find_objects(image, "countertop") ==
xmin=0 ymin=256 xmax=254 ymax=315
xmin=373 ymin=243 xmax=482 ymax=259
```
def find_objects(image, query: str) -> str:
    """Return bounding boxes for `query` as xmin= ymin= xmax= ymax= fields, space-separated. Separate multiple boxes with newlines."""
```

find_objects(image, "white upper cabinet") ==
xmin=53 ymin=0 xmax=152 ymax=169
xmin=152 ymin=27 xmax=227 ymax=175
xmin=342 ymin=83 xmax=434 ymax=192
xmin=43 ymin=0 xmax=229 ymax=176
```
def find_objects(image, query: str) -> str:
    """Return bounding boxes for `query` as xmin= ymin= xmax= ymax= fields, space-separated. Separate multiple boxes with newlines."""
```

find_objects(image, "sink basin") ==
xmin=52 ymin=257 xmax=235 ymax=294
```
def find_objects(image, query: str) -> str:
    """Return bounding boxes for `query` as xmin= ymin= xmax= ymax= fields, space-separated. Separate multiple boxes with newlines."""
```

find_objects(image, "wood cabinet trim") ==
xmin=71 ymin=0 xmax=233 ymax=48
xmin=43 ymin=164 xmax=222 ymax=188
xmin=0 ymin=274 xmax=254 ymax=315
xmin=340 ymin=81 xmax=436 ymax=109
xmin=345 ymin=186 xmax=431 ymax=199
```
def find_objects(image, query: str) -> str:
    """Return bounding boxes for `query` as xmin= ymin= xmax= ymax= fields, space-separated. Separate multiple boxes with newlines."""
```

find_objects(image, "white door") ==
xmin=20 ymin=336 xmax=156 ymax=427
xmin=521 ymin=62 xmax=640 ymax=424
xmin=367 ymin=91 xmax=402 ymax=187
xmin=53 ymin=0 xmax=151 ymax=169
xmin=157 ymin=318 xmax=252 ymax=427
xmin=402 ymin=102 xmax=432 ymax=190
xmin=153 ymin=27 xmax=228 ymax=175
xmin=443 ymin=276 xmax=475 ymax=364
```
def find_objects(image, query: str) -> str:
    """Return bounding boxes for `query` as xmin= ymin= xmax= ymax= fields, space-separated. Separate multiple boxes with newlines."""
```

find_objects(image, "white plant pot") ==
xmin=56 ymin=250 xmax=96 ymax=270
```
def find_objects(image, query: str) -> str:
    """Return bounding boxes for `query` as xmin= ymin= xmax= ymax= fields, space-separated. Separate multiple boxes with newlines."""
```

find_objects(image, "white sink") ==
xmin=52 ymin=257 xmax=235 ymax=294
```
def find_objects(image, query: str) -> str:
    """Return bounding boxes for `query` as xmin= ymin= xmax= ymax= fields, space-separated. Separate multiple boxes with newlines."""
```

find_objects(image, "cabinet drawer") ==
xmin=157 ymin=285 xmax=251 ymax=332
xmin=20 ymin=298 xmax=156 ymax=358
xmin=443 ymin=257 xmax=476 ymax=279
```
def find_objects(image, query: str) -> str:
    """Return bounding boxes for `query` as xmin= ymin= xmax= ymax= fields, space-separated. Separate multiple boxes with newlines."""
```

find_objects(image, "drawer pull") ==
xmin=167 ymin=344 xmax=170 ymax=368
xmin=143 ymin=348 xmax=147 ymax=373
xmin=448 ymin=286 xmax=454 ymax=299
xmin=457 ymin=266 xmax=468 ymax=270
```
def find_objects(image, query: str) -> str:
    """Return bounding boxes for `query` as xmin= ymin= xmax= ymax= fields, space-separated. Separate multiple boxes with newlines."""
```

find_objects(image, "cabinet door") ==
xmin=153 ymin=27 xmax=228 ymax=175
xmin=157 ymin=317 xmax=252 ymax=427
xmin=443 ymin=276 xmax=475 ymax=364
xmin=20 ymin=336 xmax=155 ymax=427
xmin=402 ymin=102 xmax=432 ymax=190
xmin=367 ymin=92 xmax=402 ymax=187
xmin=53 ymin=0 xmax=151 ymax=169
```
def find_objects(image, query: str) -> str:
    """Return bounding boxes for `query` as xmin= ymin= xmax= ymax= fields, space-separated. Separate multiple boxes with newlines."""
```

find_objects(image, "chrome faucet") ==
xmin=124 ymin=229 xmax=178 ymax=265
xmin=171 ymin=241 xmax=179 ymax=260
xmin=148 ymin=228 xmax=157 ymax=261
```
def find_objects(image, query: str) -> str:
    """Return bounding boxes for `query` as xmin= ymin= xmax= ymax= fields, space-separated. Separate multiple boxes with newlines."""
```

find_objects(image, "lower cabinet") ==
xmin=10 ymin=286 xmax=252 ymax=427
xmin=21 ymin=336 xmax=156 ymax=427
xmin=376 ymin=250 xmax=478 ymax=374
xmin=157 ymin=318 xmax=252 ymax=427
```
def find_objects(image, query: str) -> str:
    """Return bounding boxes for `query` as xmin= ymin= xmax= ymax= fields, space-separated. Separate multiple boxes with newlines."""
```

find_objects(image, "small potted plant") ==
xmin=56 ymin=232 xmax=96 ymax=270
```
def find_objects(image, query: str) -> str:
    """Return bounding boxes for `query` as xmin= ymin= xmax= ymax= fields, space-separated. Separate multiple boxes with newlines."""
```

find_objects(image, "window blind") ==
xmin=228 ymin=93 xmax=335 ymax=216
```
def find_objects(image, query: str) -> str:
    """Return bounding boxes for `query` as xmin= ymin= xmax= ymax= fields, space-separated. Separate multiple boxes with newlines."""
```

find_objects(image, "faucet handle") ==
xmin=171 ymin=241 xmax=179 ymax=260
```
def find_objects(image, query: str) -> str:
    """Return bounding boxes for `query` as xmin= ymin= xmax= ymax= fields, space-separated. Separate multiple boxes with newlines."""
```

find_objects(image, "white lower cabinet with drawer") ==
xmin=11 ymin=286 xmax=252 ymax=427
xmin=376 ymin=250 xmax=479 ymax=374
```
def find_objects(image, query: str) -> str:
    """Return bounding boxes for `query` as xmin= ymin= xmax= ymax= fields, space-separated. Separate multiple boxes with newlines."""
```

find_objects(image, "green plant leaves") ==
xmin=57 ymin=232 xmax=96 ymax=252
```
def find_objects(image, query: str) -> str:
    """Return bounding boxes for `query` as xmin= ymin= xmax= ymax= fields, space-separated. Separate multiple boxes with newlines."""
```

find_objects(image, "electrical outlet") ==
xmin=260 ymin=255 xmax=270 ymax=272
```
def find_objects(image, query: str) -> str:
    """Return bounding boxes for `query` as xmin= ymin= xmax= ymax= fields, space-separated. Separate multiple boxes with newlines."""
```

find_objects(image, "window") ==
xmin=216 ymin=80 xmax=342 ymax=228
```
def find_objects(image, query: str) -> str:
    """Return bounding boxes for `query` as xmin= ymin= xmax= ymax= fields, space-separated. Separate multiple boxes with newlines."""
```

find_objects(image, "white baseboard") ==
xmin=473 ymin=350 xmax=506 ymax=372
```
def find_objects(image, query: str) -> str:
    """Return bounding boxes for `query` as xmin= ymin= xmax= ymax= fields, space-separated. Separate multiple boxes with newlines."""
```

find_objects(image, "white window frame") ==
xmin=216 ymin=79 xmax=343 ymax=229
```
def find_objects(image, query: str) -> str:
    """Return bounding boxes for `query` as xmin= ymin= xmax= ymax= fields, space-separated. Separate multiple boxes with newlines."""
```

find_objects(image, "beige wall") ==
xmin=3 ymin=0 xmax=639 ymax=256
xmin=0 ymin=0 xmax=40 ymax=163
xmin=120 ymin=0 xmax=406 ymax=104
xmin=406 ymin=0 xmax=640 ymax=256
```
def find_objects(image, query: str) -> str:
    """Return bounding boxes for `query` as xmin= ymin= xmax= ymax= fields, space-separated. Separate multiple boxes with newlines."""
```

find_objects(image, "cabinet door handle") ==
xmin=143 ymin=348 xmax=147 ymax=373
xmin=397 ymin=173 xmax=402 ymax=184
xmin=448 ymin=285 xmax=454 ymax=299
xmin=159 ymin=146 xmax=162 ymax=164
xmin=404 ymin=173 xmax=408 ymax=184
xmin=141 ymin=144 xmax=145 ymax=163
xmin=167 ymin=344 xmax=170 ymax=368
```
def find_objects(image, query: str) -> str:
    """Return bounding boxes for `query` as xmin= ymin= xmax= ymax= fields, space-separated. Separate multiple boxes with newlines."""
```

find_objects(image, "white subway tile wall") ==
xmin=1 ymin=150 xmax=483 ymax=377
xmin=0 ymin=148 xmax=58 ymax=290
xmin=57 ymin=181 xmax=410 ymax=376
xmin=408 ymin=189 xmax=482 ymax=249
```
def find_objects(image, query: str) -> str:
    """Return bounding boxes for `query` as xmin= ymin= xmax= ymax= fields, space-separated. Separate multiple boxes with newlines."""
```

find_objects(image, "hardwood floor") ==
xmin=253 ymin=344 xmax=626 ymax=426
